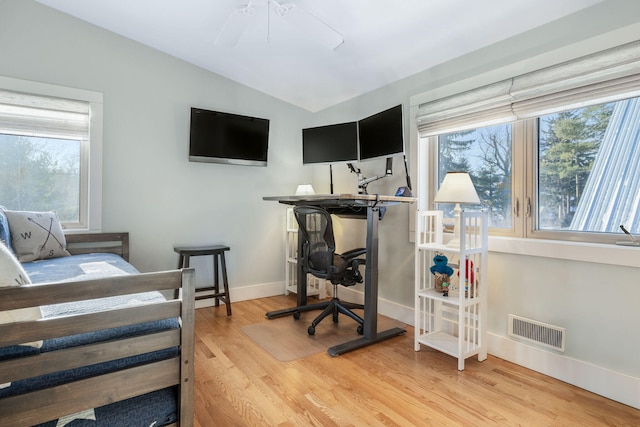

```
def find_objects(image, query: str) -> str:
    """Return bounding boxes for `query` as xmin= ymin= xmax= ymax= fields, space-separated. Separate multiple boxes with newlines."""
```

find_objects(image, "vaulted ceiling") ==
xmin=35 ymin=0 xmax=605 ymax=112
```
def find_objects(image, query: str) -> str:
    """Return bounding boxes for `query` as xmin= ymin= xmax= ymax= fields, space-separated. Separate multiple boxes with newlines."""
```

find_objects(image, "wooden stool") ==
xmin=174 ymin=244 xmax=232 ymax=316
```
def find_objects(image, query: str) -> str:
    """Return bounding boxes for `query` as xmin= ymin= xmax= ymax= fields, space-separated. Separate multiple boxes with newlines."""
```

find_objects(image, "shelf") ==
xmin=416 ymin=242 xmax=484 ymax=254
xmin=416 ymin=331 xmax=482 ymax=359
xmin=414 ymin=210 xmax=488 ymax=370
xmin=417 ymin=289 xmax=480 ymax=305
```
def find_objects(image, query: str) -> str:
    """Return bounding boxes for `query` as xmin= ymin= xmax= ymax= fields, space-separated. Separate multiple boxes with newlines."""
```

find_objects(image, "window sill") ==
xmin=488 ymin=236 xmax=639 ymax=268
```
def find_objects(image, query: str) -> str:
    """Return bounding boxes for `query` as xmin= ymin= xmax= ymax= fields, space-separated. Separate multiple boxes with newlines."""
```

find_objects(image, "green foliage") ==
xmin=439 ymin=125 xmax=512 ymax=227
xmin=538 ymin=104 xmax=612 ymax=227
xmin=0 ymin=134 xmax=80 ymax=221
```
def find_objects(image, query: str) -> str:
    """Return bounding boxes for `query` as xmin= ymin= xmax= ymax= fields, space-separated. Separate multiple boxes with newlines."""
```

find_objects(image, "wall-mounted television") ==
xmin=358 ymin=104 xmax=404 ymax=161
xmin=302 ymin=122 xmax=358 ymax=164
xmin=189 ymin=107 xmax=269 ymax=167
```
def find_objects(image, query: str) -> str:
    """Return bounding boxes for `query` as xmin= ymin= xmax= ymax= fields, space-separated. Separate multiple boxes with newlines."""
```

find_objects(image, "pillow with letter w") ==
xmin=5 ymin=210 xmax=70 ymax=262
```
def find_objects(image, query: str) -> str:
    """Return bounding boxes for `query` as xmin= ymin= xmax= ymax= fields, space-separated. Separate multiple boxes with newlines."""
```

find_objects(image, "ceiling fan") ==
xmin=214 ymin=0 xmax=344 ymax=49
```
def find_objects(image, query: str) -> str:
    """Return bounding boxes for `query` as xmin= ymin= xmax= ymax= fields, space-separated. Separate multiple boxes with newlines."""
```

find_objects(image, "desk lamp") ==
xmin=433 ymin=172 xmax=481 ymax=248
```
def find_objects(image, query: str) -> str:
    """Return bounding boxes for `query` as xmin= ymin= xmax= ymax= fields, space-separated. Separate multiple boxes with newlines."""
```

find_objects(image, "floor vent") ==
xmin=508 ymin=314 xmax=565 ymax=352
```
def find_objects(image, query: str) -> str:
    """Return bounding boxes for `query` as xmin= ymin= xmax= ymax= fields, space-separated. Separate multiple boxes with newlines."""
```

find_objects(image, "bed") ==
xmin=0 ymin=232 xmax=195 ymax=427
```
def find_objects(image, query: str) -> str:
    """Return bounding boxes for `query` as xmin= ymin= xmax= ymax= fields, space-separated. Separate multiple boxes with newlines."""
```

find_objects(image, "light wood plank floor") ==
xmin=194 ymin=295 xmax=640 ymax=426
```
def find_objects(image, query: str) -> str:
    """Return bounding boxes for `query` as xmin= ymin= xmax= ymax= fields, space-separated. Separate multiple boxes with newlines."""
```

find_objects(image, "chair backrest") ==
xmin=293 ymin=206 xmax=335 ymax=279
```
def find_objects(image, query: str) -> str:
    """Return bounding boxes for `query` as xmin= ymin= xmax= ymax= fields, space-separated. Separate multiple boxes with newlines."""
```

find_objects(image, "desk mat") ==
xmin=241 ymin=310 xmax=406 ymax=362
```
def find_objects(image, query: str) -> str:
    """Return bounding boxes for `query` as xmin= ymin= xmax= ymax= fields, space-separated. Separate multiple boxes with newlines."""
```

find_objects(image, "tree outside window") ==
xmin=0 ymin=134 xmax=81 ymax=222
xmin=438 ymin=123 xmax=512 ymax=229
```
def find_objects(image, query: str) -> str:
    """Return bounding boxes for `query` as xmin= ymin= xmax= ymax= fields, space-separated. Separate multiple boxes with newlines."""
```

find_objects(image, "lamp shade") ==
xmin=295 ymin=184 xmax=316 ymax=195
xmin=434 ymin=172 xmax=481 ymax=205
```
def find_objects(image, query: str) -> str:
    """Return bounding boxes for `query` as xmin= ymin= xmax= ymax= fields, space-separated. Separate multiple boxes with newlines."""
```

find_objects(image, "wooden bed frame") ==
xmin=0 ymin=233 xmax=195 ymax=427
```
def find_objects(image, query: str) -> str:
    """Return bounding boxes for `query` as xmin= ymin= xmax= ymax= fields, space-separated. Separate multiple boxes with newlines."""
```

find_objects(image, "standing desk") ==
xmin=263 ymin=194 xmax=416 ymax=356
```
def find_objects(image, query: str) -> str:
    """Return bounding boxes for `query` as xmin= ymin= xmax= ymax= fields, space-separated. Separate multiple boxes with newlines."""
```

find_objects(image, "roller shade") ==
xmin=417 ymin=40 xmax=640 ymax=136
xmin=416 ymin=80 xmax=515 ymax=136
xmin=511 ymin=40 xmax=640 ymax=117
xmin=0 ymin=89 xmax=89 ymax=140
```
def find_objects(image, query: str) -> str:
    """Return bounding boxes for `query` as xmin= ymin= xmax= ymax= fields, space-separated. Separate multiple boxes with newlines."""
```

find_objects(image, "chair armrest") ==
xmin=340 ymin=248 xmax=366 ymax=259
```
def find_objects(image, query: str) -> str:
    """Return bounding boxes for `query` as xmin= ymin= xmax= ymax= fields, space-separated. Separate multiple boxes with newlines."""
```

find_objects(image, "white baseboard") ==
xmin=487 ymin=333 xmax=640 ymax=410
xmin=194 ymin=281 xmax=283 ymax=309
xmin=198 ymin=282 xmax=639 ymax=410
xmin=337 ymin=286 xmax=416 ymax=325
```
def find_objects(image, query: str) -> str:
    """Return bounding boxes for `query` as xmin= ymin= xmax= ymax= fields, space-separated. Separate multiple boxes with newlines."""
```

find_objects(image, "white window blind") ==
xmin=416 ymin=40 xmax=640 ymax=136
xmin=416 ymin=80 xmax=515 ymax=136
xmin=0 ymin=89 xmax=90 ymax=140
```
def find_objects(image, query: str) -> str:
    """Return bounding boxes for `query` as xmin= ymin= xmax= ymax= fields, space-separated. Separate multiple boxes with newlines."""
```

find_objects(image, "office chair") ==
xmin=293 ymin=205 xmax=366 ymax=336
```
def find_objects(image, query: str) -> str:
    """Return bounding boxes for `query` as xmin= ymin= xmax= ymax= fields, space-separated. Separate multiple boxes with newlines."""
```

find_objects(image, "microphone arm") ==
xmin=347 ymin=158 xmax=393 ymax=195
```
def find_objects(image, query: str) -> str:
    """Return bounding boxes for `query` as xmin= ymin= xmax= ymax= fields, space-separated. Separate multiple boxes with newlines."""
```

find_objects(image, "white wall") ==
xmin=0 ymin=0 xmax=314 ymax=290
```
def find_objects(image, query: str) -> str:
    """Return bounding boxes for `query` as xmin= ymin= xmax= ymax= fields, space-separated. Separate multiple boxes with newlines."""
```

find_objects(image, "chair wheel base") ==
xmin=308 ymin=325 xmax=315 ymax=335
xmin=293 ymin=311 xmax=301 ymax=320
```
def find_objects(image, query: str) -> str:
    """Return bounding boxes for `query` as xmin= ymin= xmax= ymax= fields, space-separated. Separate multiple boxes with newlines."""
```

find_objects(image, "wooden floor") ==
xmin=194 ymin=295 xmax=640 ymax=426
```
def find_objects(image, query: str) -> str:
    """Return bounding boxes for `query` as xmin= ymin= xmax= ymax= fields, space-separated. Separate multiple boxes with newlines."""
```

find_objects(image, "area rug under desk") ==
xmin=241 ymin=310 xmax=407 ymax=362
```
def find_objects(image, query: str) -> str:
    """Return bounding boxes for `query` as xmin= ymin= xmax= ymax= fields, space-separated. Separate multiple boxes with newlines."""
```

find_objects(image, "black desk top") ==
xmin=263 ymin=193 xmax=416 ymax=206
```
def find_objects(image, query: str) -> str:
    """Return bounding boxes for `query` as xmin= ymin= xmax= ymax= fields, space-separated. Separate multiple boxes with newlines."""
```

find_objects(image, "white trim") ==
xmin=488 ymin=235 xmax=640 ymax=268
xmin=0 ymin=75 xmax=103 ymax=232
xmin=488 ymin=333 xmax=640 ymax=410
xmin=195 ymin=281 xmax=284 ymax=309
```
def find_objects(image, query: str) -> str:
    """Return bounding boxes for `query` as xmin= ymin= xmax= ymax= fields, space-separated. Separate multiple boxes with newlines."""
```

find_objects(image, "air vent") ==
xmin=508 ymin=314 xmax=565 ymax=352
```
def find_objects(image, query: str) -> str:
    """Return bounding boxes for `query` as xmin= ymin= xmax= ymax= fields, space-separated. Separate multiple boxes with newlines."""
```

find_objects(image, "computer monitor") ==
xmin=358 ymin=104 xmax=404 ymax=161
xmin=302 ymin=122 xmax=358 ymax=164
xmin=189 ymin=107 xmax=269 ymax=167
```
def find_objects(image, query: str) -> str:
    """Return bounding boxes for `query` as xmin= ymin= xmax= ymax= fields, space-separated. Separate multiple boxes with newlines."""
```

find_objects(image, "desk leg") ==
xmin=327 ymin=204 xmax=405 ymax=356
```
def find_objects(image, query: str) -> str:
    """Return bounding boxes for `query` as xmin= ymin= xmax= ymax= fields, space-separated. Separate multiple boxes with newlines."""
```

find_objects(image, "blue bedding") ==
xmin=22 ymin=252 xmax=139 ymax=284
xmin=1 ymin=253 xmax=180 ymax=426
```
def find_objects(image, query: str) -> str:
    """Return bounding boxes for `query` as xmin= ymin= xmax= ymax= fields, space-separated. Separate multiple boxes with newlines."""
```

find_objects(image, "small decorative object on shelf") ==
xmin=430 ymin=253 xmax=453 ymax=296
xmin=458 ymin=258 xmax=477 ymax=298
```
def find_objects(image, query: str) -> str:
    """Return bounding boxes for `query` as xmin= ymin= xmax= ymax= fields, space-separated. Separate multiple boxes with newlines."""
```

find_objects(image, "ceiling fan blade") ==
xmin=274 ymin=2 xmax=343 ymax=50
xmin=214 ymin=4 xmax=258 ymax=48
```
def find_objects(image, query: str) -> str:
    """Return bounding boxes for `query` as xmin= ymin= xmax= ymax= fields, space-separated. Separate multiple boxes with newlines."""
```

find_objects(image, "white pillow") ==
xmin=0 ymin=242 xmax=43 ymax=348
xmin=5 ymin=210 xmax=70 ymax=262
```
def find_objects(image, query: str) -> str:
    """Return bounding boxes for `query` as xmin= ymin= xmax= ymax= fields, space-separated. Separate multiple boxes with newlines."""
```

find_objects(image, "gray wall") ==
xmin=0 ymin=0 xmax=314 ymax=289
xmin=312 ymin=0 xmax=640 ymax=380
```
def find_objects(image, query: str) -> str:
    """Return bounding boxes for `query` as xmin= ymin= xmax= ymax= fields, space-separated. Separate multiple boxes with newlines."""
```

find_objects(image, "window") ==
xmin=430 ymin=95 xmax=640 ymax=244
xmin=0 ymin=135 xmax=82 ymax=221
xmin=531 ymin=97 xmax=639 ymax=242
xmin=418 ymin=41 xmax=640 ymax=244
xmin=437 ymin=123 xmax=513 ymax=230
xmin=0 ymin=76 xmax=103 ymax=231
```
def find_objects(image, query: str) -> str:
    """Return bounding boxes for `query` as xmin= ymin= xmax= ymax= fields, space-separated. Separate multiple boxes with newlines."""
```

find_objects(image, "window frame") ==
xmin=0 ymin=76 xmax=103 ymax=232
xmin=414 ymin=40 xmax=640 ymax=246
xmin=426 ymin=102 xmax=638 ymax=245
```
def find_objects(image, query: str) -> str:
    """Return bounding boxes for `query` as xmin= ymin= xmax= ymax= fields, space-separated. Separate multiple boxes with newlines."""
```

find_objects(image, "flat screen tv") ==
xmin=189 ymin=107 xmax=269 ymax=166
xmin=358 ymin=104 xmax=404 ymax=161
xmin=302 ymin=122 xmax=358 ymax=164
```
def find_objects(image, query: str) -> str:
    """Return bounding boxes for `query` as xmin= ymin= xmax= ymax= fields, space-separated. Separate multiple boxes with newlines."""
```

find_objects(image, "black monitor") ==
xmin=189 ymin=107 xmax=269 ymax=167
xmin=302 ymin=122 xmax=358 ymax=164
xmin=358 ymin=104 xmax=404 ymax=161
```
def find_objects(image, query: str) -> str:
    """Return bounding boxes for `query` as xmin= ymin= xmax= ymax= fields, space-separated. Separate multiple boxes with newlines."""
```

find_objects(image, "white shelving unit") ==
xmin=414 ymin=210 xmax=488 ymax=370
xmin=284 ymin=208 xmax=326 ymax=299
